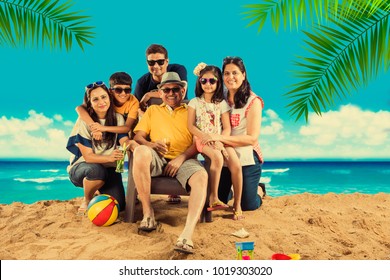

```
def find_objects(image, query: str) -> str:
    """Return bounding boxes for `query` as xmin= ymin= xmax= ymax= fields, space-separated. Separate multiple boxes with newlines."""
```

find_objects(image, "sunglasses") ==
xmin=199 ymin=78 xmax=218 ymax=85
xmin=86 ymin=81 xmax=105 ymax=89
xmin=147 ymin=59 xmax=166 ymax=66
xmin=111 ymin=87 xmax=131 ymax=94
xmin=223 ymin=56 xmax=243 ymax=64
xmin=161 ymin=87 xmax=181 ymax=94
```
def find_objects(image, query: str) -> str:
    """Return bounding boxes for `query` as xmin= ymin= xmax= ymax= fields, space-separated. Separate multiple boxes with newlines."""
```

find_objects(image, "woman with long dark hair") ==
xmin=207 ymin=57 xmax=264 ymax=213
xmin=67 ymin=81 xmax=138 ymax=213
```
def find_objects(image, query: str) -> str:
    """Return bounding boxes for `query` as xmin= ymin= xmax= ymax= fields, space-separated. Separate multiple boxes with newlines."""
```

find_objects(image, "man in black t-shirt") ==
xmin=134 ymin=44 xmax=187 ymax=113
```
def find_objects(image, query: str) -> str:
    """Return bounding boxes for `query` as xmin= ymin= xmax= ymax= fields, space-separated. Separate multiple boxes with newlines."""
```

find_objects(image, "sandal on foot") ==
xmin=77 ymin=200 xmax=88 ymax=216
xmin=233 ymin=210 xmax=245 ymax=221
xmin=207 ymin=200 xmax=229 ymax=211
xmin=77 ymin=207 xmax=87 ymax=216
xmin=138 ymin=216 xmax=159 ymax=233
xmin=174 ymin=238 xmax=194 ymax=254
xmin=166 ymin=195 xmax=181 ymax=204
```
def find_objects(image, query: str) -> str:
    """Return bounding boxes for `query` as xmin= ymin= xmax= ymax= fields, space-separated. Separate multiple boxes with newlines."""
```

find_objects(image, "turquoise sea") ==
xmin=0 ymin=161 xmax=389 ymax=205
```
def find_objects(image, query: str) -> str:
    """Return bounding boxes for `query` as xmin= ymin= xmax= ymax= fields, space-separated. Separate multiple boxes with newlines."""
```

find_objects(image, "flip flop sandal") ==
xmin=77 ymin=207 xmax=87 ymax=216
xmin=174 ymin=238 xmax=194 ymax=254
xmin=166 ymin=195 xmax=181 ymax=204
xmin=77 ymin=201 xmax=88 ymax=216
xmin=233 ymin=210 xmax=245 ymax=221
xmin=138 ymin=217 xmax=161 ymax=233
xmin=207 ymin=200 xmax=229 ymax=211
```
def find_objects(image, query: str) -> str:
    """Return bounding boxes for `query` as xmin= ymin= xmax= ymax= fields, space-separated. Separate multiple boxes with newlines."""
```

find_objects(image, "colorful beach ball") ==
xmin=87 ymin=194 xmax=119 ymax=226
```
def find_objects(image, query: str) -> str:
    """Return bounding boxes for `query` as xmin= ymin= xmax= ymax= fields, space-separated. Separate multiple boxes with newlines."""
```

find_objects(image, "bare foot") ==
xmin=258 ymin=183 xmax=266 ymax=198
xmin=77 ymin=198 xmax=89 ymax=215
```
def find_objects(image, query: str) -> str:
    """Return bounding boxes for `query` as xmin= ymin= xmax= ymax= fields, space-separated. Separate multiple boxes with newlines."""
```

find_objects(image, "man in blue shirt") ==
xmin=134 ymin=44 xmax=187 ymax=113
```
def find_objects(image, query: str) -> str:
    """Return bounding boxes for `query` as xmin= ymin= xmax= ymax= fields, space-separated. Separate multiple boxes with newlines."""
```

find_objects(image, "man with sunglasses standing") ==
xmin=132 ymin=72 xmax=207 ymax=254
xmin=134 ymin=44 xmax=187 ymax=114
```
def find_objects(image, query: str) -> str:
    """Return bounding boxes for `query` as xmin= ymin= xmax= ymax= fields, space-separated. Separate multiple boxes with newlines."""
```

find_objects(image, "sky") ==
xmin=0 ymin=0 xmax=389 ymax=161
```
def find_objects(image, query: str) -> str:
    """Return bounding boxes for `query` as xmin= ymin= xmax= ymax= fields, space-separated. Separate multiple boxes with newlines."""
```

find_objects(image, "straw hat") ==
xmin=157 ymin=72 xmax=187 ymax=88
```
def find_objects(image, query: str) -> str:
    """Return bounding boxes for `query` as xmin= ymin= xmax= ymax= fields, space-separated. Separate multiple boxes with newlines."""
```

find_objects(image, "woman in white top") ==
xmin=207 ymin=57 xmax=264 ymax=211
xmin=66 ymin=82 xmax=138 ymax=213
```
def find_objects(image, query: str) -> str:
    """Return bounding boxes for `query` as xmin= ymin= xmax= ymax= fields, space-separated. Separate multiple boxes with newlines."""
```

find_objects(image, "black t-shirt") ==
xmin=134 ymin=64 xmax=188 ymax=101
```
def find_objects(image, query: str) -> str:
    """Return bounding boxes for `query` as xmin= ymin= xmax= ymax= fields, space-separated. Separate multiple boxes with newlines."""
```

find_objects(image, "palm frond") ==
xmin=242 ymin=0 xmax=390 ymax=33
xmin=285 ymin=3 xmax=390 ymax=121
xmin=336 ymin=0 xmax=390 ymax=20
xmin=0 ymin=0 xmax=95 ymax=51
xmin=242 ymin=0 xmax=335 ymax=33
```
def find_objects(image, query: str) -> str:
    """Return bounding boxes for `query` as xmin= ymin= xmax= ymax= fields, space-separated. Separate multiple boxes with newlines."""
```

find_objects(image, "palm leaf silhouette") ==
xmin=287 ymin=1 xmax=390 ymax=121
xmin=243 ymin=0 xmax=390 ymax=121
xmin=243 ymin=0 xmax=389 ymax=32
xmin=0 ymin=0 xmax=95 ymax=51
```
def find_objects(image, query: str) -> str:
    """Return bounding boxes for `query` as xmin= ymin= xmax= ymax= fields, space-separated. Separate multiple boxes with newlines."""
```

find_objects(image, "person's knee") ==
xmin=85 ymin=163 xmax=106 ymax=181
xmin=229 ymin=161 xmax=241 ymax=174
xmin=133 ymin=146 xmax=152 ymax=166
xmin=241 ymin=194 xmax=261 ymax=211
xmin=189 ymin=170 xmax=208 ymax=189
xmin=208 ymin=150 xmax=224 ymax=169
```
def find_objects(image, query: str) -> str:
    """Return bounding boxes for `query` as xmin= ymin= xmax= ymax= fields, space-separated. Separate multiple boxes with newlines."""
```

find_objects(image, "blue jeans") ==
xmin=69 ymin=162 xmax=126 ymax=211
xmin=218 ymin=152 xmax=262 ymax=211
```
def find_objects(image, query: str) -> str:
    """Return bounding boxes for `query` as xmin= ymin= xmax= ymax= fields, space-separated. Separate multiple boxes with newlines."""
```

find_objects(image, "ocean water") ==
xmin=0 ymin=161 xmax=389 ymax=205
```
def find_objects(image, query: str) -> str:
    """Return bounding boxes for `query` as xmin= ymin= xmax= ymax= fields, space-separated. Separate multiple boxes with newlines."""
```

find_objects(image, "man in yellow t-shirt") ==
xmin=132 ymin=72 xmax=207 ymax=254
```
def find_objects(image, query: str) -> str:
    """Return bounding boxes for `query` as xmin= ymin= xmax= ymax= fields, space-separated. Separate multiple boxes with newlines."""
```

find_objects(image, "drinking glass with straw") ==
xmin=115 ymin=142 xmax=128 ymax=173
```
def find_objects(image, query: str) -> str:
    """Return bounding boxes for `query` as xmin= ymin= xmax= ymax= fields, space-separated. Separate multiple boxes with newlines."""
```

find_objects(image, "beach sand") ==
xmin=0 ymin=193 xmax=389 ymax=260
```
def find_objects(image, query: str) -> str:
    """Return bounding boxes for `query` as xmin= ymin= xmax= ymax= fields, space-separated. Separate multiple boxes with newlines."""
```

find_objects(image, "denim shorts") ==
xmin=68 ymin=162 xmax=126 ymax=211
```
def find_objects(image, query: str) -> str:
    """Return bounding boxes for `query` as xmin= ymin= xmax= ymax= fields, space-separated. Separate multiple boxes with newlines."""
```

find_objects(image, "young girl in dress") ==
xmin=188 ymin=63 xmax=244 ymax=220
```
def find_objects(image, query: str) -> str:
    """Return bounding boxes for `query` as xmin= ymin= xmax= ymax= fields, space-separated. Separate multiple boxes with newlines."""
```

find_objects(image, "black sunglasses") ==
xmin=223 ymin=56 xmax=243 ymax=64
xmin=161 ymin=87 xmax=181 ymax=94
xmin=86 ymin=81 xmax=105 ymax=89
xmin=147 ymin=59 xmax=166 ymax=66
xmin=199 ymin=78 xmax=218 ymax=85
xmin=111 ymin=87 xmax=131 ymax=94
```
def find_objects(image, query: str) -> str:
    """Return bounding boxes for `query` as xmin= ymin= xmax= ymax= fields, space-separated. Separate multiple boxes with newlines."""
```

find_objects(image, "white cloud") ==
xmin=299 ymin=104 xmax=390 ymax=146
xmin=261 ymin=109 xmax=285 ymax=140
xmin=63 ymin=120 xmax=74 ymax=127
xmin=263 ymin=109 xmax=279 ymax=121
xmin=53 ymin=114 xmax=63 ymax=121
xmin=0 ymin=111 xmax=73 ymax=160
xmin=0 ymin=110 xmax=53 ymax=135
xmin=260 ymin=104 xmax=390 ymax=159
